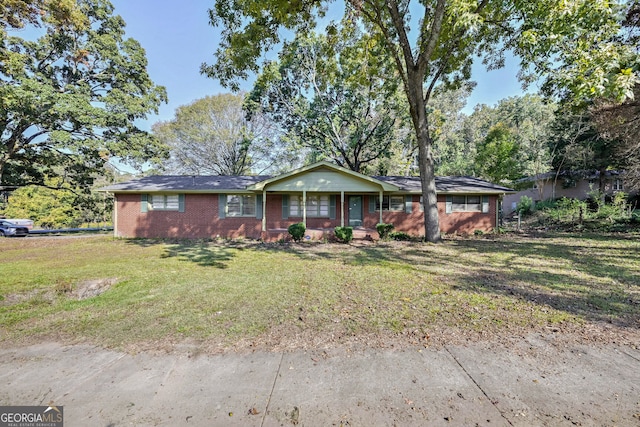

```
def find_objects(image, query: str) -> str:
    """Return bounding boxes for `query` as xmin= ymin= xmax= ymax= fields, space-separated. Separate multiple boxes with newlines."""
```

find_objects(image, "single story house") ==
xmin=100 ymin=161 xmax=514 ymax=241
xmin=503 ymin=170 xmax=627 ymax=216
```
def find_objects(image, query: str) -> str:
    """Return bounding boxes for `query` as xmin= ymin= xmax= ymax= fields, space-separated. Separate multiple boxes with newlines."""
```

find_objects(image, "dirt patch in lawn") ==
xmin=73 ymin=278 xmax=119 ymax=300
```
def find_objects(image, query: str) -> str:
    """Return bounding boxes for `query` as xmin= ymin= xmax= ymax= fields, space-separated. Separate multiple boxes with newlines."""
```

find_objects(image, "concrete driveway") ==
xmin=0 ymin=335 xmax=639 ymax=426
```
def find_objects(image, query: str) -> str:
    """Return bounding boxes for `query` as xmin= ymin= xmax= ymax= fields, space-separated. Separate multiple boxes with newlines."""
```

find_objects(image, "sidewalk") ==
xmin=0 ymin=336 xmax=638 ymax=426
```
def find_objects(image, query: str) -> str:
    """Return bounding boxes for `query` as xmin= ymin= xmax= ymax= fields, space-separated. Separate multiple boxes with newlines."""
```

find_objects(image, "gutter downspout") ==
xmin=112 ymin=193 xmax=117 ymax=238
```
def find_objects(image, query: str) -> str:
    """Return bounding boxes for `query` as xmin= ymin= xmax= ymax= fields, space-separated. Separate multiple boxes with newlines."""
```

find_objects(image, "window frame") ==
xmin=446 ymin=195 xmax=489 ymax=214
xmin=375 ymin=195 xmax=405 ymax=212
xmin=613 ymin=178 xmax=623 ymax=191
xmin=226 ymin=194 xmax=257 ymax=217
xmin=288 ymin=194 xmax=330 ymax=218
xmin=150 ymin=194 xmax=180 ymax=211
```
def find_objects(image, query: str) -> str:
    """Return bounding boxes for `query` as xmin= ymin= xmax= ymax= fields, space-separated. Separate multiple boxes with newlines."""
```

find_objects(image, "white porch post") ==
xmin=262 ymin=190 xmax=267 ymax=231
xmin=302 ymin=190 xmax=307 ymax=227
xmin=340 ymin=191 xmax=345 ymax=227
xmin=379 ymin=190 xmax=383 ymax=225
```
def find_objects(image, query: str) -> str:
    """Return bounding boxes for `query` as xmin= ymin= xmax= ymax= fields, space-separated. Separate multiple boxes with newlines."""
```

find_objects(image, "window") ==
xmin=289 ymin=195 xmax=329 ymax=217
xmin=151 ymin=194 xmax=180 ymax=210
xmin=447 ymin=195 xmax=488 ymax=213
xmin=375 ymin=195 xmax=405 ymax=211
xmin=613 ymin=179 xmax=623 ymax=191
xmin=226 ymin=194 xmax=256 ymax=217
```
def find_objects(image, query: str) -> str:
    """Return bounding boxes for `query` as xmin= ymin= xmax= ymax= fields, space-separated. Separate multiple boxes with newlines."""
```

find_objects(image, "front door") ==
xmin=348 ymin=196 xmax=363 ymax=227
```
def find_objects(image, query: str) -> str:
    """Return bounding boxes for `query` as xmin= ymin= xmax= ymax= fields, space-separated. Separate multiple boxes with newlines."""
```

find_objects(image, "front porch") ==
xmin=261 ymin=227 xmax=377 ymax=242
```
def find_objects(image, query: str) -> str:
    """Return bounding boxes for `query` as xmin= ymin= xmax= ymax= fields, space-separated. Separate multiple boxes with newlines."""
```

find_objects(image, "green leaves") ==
xmin=1 ymin=0 xmax=167 ymax=189
xmin=475 ymin=122 xmax=522 ymax=183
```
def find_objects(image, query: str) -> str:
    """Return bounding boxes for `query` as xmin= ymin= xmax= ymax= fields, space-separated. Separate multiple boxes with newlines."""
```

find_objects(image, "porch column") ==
xmin=340 ymin=191 xmax=345 ymax=227
xmin=302 ymin=190 xmax=307 ymax=227
xmin=262 ymin=190 xmax=267 ymax=231
xmin=379 ymin=190 xmax=383 ymax=224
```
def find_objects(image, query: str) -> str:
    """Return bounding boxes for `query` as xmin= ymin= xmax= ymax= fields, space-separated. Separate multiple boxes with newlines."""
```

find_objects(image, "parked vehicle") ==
xmin=0 ymin=220 xmax=29 ymax=237
xmin=2 ymin=218 xmax=34 ymax=229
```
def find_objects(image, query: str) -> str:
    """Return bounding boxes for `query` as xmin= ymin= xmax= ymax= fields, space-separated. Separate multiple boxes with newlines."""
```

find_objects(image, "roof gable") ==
xmin=247 ymin=161 xmax=399 ymax=192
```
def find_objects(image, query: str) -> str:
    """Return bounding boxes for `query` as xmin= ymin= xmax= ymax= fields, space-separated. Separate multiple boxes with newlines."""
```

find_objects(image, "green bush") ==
xmin=334 ymin=226 xmax=353 ymax=243
xmin=534 ymin=199 xmax=557 ymax=211
xmin=389 ymin=231 xmax=411 ymax=241
xmin=474 ymin=229 xmax=484 ymax=236
xmin=287 ymin=222 xmax=306 ymax=242
xmin=376 ymin=223 xmax=394 ymax=239
xmin=516 ymin=195 xmax=534 ymax=215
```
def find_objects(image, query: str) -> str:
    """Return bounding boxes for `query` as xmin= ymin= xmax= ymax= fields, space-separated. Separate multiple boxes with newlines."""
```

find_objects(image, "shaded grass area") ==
xmin=0 ymin=233 xmax=638 ymax=351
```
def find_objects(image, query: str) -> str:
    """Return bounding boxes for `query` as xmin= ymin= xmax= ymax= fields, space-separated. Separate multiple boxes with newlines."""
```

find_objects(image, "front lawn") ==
xmin=1 ymin=234 xmax=638 ymax=352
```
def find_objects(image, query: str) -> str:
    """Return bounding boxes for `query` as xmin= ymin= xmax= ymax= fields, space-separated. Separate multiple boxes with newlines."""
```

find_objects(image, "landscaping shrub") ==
xmin=534 ymin=199 xmax=557 ymax=211
xmin=287 ymin=222 xmax=306 ymax=242
xmin=389 ymin=231 xmax=411 ymax=241
xmin=376 ymin=223 xmax=394 ymax=239
xmin=334 ymin=226 xmax=353 ymax=243
xmin=516 ymin=195 xmax=534 ymax=215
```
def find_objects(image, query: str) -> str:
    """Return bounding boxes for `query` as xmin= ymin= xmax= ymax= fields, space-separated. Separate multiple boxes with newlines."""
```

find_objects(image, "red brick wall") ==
xmin=437 ymin=195 xmax=497 ymax=234
xmin=115 ymin=193 xmax=261 ymax=239
xmin=114 ymin=193 xmax=497 ymax=239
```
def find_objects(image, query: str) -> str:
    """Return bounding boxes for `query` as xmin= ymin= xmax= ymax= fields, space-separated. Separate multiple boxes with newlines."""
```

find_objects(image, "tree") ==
xmin=1 ymin=0 xmax=167 ymax=190
xmin=589 ymin=3 xmax=640 ymax=191
xmin=460 ymin=94 xmax=556 ymax=181
xmin=549 ymin=107 xmax=623 ymax=197
xmin=475 ymin=123 xmax=520 ymax=183
xmin=246 ymin=24 xmax=407 ymax=173
xmin=430 ymin=83 xmax=476 ymax=176
xmin=153 ymin=93 xmax=279 ymax=176
xmin=203 ymin=0 xmax=630 ymax=242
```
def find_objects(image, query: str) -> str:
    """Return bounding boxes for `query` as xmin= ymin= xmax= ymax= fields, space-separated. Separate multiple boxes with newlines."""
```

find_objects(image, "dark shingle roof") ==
xmin=374 ymin=176 xmax=514 ymax=194
xmin=100 ymin=175 xmax=271 ymax=192
xmin=101 ymin=174 xmax=513 ymax=194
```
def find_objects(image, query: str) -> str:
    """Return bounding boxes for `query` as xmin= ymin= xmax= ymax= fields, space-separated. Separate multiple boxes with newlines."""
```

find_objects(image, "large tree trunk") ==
xmin=418 ymin=130 xmax=441 ymax=243
xmin=406 ymin=73 xmax=441 ymax=243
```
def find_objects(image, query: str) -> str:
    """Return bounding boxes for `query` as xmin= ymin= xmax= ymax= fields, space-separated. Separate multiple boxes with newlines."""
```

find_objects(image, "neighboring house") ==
xmin=99 ymin=161 xmax=514 ymax=241
xmin=503 ymin=170 xmax=627 ymax=216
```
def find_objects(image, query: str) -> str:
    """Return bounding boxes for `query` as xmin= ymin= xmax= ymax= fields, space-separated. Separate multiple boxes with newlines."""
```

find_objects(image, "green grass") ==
xmin=0 ymin=233 xmax=638 ymax=351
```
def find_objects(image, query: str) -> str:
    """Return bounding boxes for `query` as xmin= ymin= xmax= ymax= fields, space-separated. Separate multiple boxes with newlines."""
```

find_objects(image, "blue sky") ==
xmin=110 ymin=0 xmax=531 ymax=131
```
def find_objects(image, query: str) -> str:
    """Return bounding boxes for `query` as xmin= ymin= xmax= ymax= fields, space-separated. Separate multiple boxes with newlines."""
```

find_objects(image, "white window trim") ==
xmin=289 ymin=194 xmax=330 ymax=218
xmin=452 ymin=195 xmax=482 ymax=212
xmin=151 ymin=194 xmax=180 ymax=211
xmin=375 ymin=195 xmax=405 ymax=212
xmin=226 ymin=194 xmax=256 ymax=217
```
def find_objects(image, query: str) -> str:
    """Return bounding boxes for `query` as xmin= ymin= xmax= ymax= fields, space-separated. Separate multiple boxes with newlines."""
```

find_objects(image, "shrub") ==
xmin=376 ymin=223 xmax=394 ymax=239
xmin=516 ymin=195 xmax=534 ymax=215
xmin=534 ymin=199 xmax=557 ymax=211
xmin=389 ymin=231 xmax=411 ymax=241
xmin=474 ymin=229 xmax=484 ymax=236
xmin=287 ymin=222 xmax=306 ymax=242
xmin=334 ymin=226 xmax=353 ymax=243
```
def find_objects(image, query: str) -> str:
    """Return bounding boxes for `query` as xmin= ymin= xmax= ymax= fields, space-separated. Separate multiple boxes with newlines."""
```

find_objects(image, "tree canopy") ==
xmin=153 ymin=93 xmax=278 ymax=176
xmin=246 ymin=23 xmax=408 ymax=173
xmin=1 ymin=0 xmax=167 ymax=190
xmin=204 ymin=0 xmax=633 ymax=243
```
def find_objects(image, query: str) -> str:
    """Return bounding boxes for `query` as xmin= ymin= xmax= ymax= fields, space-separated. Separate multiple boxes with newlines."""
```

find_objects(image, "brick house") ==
xmin=100 ymin=161 xmax=514 ymax=240
xmin=503 ymin=170 xmax=628 ymax=216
